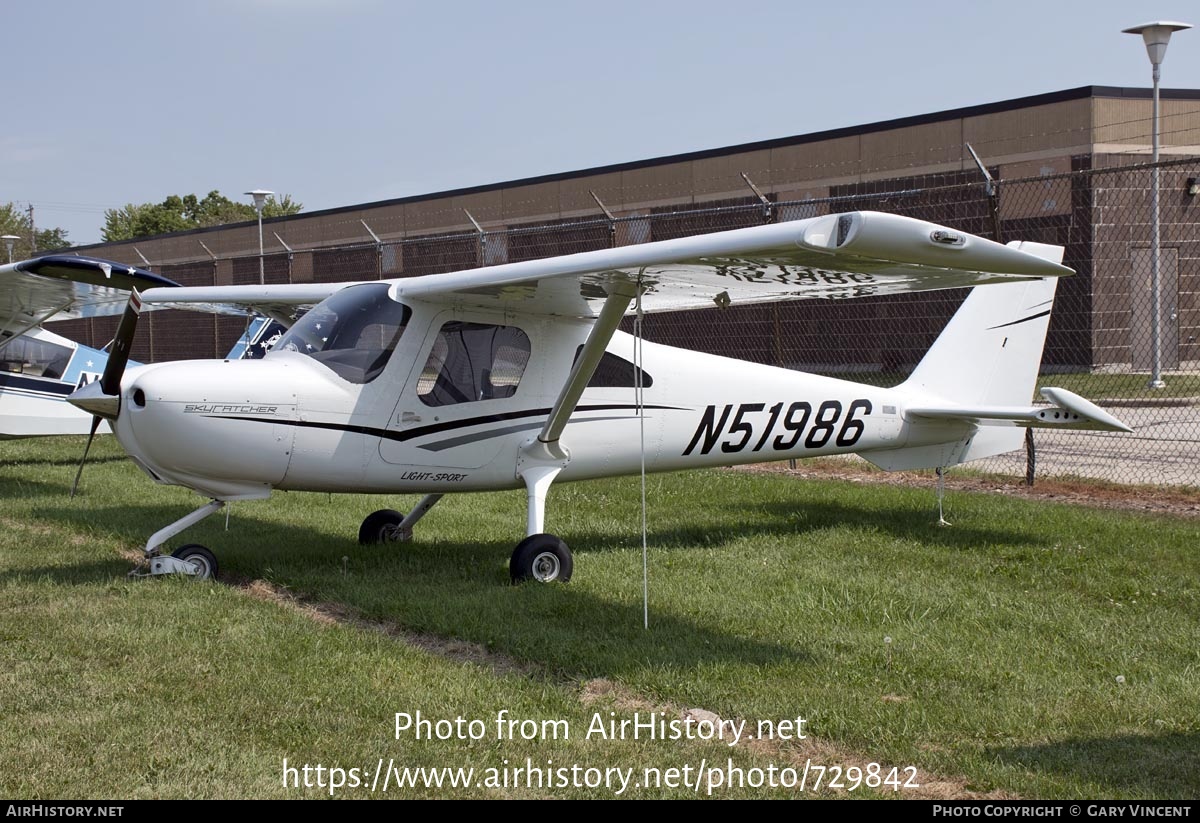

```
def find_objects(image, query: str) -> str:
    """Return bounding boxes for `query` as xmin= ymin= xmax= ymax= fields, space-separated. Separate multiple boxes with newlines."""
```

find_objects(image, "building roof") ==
xmin=67 ymin=85 xmax=1200 ymax=254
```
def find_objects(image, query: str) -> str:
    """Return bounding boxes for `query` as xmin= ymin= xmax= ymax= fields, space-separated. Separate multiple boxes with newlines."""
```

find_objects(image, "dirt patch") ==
xmin=120 ymin=546 xmax=1017 ymax=798
xmin=218 ymin=576 xmax=1015 ymax=798
xmin=732 ymin=458 xmax=1200 ymax=519
xmin=235 ymin=574 xmax=541 ymax=678
xmin=580 ymin=677 xmax=1011 ymax=800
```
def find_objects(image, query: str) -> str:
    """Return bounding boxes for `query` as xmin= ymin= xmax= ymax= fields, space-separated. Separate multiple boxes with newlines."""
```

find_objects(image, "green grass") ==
xmin=1 ymin=437 xmax=1197 ymax=799
xmin=1035 ymin=372 xmax=1200 ymax=401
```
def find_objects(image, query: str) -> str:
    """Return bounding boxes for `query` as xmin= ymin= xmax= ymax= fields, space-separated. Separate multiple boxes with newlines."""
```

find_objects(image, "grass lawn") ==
xmin=1 ymin=436 xmax=1196 ymax=799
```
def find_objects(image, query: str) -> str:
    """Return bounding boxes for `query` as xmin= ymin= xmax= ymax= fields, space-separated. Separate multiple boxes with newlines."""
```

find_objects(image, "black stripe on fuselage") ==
xmin=987 ymin=309 xmax=1051 ymax=330
xmin=207 ymin=403 xmax=686 ymax=444
xmin=0 ymin=372 xmax=75 ymax=397
xmin=418 ymin=415 xmax=632 ymax=451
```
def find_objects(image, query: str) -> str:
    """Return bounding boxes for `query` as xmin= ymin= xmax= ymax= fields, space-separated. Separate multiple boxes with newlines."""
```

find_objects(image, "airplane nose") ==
xmin=67 ymin=380 xmax=121 ymax=420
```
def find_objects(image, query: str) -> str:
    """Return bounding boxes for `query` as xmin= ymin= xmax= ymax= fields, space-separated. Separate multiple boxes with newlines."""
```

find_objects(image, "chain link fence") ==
xmin=49 ymin=157 xmax=1200 ymax=487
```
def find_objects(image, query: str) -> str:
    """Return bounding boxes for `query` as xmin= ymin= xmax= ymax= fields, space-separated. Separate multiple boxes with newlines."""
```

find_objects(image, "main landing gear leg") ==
xmin=359 ymin=493 xmax=444 ymax=544
xmin=130 ymin=499 xmax=226 ymax=580
xmin=512 ymin=442 xmax=572 ymax=584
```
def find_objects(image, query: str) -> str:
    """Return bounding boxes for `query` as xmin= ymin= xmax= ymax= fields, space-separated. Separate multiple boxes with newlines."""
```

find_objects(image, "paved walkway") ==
xmin=976 ymin=400 xmax=1200 ymax=487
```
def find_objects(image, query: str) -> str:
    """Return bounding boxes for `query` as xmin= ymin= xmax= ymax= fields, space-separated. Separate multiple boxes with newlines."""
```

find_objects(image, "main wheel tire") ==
xmin=358 ymin=509 xmax=406 ymax=544
xmin=510 ymin=534 xmax=572 ymax=584
xmin=171 ymin=544 xmax=219 ymax=580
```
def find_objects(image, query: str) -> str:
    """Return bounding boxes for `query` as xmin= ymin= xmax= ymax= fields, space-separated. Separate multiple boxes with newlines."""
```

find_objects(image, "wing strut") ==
xmin=537 ymin=282 xmax=637 ymax=447
xmin=0 ymin=299 xmax=72 ymax=355
xmin=516 ymin=281 xmax=637 ymax=537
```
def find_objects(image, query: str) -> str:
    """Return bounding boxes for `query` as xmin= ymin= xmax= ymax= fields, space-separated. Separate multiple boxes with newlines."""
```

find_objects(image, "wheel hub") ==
xmin=531 ymin=551 xmax=560 ymax=582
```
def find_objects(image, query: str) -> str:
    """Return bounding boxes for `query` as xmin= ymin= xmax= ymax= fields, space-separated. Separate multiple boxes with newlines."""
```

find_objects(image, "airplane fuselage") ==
xmin=0 ymin=326 xmax=110 ymax=438
xmin=111 ymin=298 xmax=968 ymax=501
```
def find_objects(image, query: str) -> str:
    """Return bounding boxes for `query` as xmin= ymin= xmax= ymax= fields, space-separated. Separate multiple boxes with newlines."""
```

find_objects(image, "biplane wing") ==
xmin=0 ymin=255 xmax=178 ymax=337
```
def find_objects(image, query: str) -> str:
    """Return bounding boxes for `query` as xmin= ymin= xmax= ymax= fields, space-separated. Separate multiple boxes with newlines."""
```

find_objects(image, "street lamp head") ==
xmin=1 ymin=235 xmax=19 ymax=264
xmin=244 ymin=189 xmax=275 ymax=213
xmin=1123 ymin=21 xmax=1192 ymax=66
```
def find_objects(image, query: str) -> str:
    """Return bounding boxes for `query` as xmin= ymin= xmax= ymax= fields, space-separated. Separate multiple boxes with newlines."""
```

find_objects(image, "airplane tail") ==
xmin=901 ymin=242 xmax=1060 ymax=412
xmin=861 ymin=241 xmax=1128 ymax=471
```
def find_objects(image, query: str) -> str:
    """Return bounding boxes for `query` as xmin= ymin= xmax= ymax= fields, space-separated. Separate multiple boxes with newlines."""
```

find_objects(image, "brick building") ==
xmin=54 ymin=86 xmax=1200 ymax=374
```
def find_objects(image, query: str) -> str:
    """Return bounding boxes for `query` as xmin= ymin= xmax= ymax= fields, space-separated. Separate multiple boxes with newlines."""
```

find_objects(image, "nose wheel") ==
xmin=358 ymin=509 xmax=409 ymax=544
xmin=170 ymin=544 xmax=219 ymax=580
xmin=510 ymin=534 xmax=572 ymax=584
xmin=132 ymin=543 xmax=220 ymax=580
xmin=358 ymin=495 xmax=442 ymax=545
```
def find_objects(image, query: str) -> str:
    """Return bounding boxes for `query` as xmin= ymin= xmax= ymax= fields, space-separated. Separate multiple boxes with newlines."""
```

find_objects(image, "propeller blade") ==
xmin=69 ymin=415 xmax=104 ymax=498
xmin=100 ymin=290 xmax=142 ymax=396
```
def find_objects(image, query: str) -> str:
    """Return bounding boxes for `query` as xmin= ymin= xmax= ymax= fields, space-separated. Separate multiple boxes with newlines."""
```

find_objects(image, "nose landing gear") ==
xmin=129 ymin=499 xmax=227 ymax=580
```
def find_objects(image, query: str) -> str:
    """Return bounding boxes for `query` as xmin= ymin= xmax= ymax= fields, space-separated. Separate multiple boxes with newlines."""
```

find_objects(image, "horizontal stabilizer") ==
xmin=1038 ymin=387 xmax=1134 ymax=432
xmin=907 ymin=387 xmax=1132 ymax=433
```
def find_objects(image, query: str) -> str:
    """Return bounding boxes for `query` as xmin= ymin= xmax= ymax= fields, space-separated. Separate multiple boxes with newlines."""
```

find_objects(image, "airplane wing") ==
xmin=139 ymin=211 xmax=1073 ymax=318
xmin=0 ymin=255 xmax=179 ymax=335
xmin=141 ymin=283 xmax=357 ymax=325
xmin=392 ymin=211 xmax=1073 ymax=316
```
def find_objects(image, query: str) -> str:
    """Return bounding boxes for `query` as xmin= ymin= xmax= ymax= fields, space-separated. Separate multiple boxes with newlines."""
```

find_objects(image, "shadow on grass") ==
xmin=0 ymin=455 xmax=126 ymax=469
xmin=31 ymin=502 xmax=815 ymax=676
xmin=0 ymin=558 xmax=137 ymax=586
xmin=990 ymin=732 xmax=1200 ymax=798
xmin=562 ymin=494 xmax=1035 ymax=554
xmin=741 ymin=499 xmax=1033 ymax=550
xmin=0 ymin=475 xmax=78 ymax=499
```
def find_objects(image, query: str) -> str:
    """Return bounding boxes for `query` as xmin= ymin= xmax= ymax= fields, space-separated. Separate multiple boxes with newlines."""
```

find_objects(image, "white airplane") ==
xmin=64 ymin=211 xmax=1131 ymax=583
xmin=0 ymin=254 xmax=284 ymax=439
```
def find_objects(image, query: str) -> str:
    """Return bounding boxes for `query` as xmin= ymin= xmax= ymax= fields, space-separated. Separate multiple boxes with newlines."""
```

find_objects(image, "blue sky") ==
xmin=5 ymin=0 xmax=1200 ymax=244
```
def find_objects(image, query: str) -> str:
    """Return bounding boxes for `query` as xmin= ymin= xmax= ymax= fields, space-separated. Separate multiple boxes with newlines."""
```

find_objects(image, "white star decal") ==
xmin=315 ymin=323 xmax=322 ymax=330
xmin=86 ymin=360 xmax=94 ymax=368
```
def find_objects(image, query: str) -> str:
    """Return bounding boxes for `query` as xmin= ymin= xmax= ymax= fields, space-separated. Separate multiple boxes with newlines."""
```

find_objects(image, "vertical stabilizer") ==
xmin=899 ymin=242 xmax=1062 ymax=408
xmin=864 ymin=242 xmax=1064 ymax=470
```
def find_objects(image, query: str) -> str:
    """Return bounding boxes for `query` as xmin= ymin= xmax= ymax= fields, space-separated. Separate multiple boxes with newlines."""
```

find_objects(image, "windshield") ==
xmin=271 ymin=283 xmax=409 ymax=384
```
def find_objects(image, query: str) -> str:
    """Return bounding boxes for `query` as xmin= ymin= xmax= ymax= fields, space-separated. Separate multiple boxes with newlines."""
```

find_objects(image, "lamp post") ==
xmin=1123 ymin=21 xmax=1191 ymax=389
xmin=1 ymin=235 xmax=19 ymax=264
xmin=244 ymin=189 xmax=274 ymax=286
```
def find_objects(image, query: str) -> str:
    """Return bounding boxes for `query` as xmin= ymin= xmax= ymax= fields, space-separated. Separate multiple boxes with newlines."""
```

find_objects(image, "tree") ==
xmin=0 ymin=202 xmax=70 ymax=260
xmin=101 ymin=190 xmax=303 ymax=242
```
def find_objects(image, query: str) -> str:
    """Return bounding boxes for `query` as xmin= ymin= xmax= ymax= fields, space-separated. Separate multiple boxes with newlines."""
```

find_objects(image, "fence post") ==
xmin=1024 ymin=428 xmax=1036 ymax=487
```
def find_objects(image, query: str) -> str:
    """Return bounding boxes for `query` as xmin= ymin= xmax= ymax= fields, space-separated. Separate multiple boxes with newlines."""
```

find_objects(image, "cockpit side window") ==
xmin=418 ymin=322 xmax=531 ymax=406
xmin=572 ymin=347 xmax=654 ymax=388
xmin=0 ymin=333 xmax=73 ymax=379
xmin=271 ymin=283 xmax=409 ymax=384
